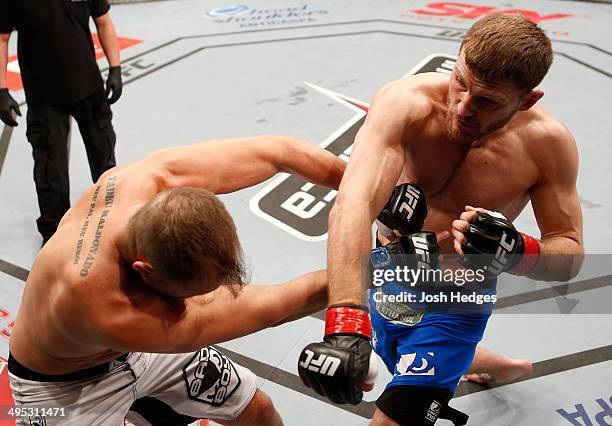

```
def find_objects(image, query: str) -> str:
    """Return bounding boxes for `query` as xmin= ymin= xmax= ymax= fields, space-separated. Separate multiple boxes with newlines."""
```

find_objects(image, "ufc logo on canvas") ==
xmin=299 ymin=350 xmax=341 ymax=376
xmin=399 ymin=185 xmax=420 ymax=221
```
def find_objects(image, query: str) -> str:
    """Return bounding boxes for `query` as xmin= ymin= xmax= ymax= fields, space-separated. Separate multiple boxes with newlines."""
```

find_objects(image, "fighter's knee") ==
xmin=233 ymin=389 xmax=281 ymax=426
xmin=370 ymin=408 xmax=400 ymax=426
xmin=249 ymin=390 xmax=277 ymax=424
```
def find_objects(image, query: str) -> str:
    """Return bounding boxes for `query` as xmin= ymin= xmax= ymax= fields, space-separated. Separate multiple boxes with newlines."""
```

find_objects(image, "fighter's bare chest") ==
xmin=402 ymin=138 xmax=535 ymax=213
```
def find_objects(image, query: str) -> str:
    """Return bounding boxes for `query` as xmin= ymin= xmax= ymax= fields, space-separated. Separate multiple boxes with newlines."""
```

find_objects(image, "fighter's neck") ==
xmin=114 ymin=232 xmax=137 ymax=266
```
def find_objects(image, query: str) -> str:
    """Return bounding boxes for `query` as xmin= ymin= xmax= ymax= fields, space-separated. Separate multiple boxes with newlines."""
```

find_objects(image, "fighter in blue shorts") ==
xmin=367 ymin=185 xmax=507 ymax=425
xmin=299 ymin=14 xmax=584 ymax=425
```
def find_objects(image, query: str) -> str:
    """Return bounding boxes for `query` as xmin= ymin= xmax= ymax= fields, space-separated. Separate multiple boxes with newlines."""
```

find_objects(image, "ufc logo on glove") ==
xmin=299 ymin=350 xmax=341 ymax=376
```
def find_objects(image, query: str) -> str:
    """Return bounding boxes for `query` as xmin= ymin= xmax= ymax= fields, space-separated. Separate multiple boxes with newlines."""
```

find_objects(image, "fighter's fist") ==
xmin=376 ymin=183 xmax=427 ymax=236
xmin=383 ymin=231 xmax=442 ymax=270
xmin=452 ymin=206 xmax=539 ymax=276
xmin=298 ymin=305 xmax=372 ymax=404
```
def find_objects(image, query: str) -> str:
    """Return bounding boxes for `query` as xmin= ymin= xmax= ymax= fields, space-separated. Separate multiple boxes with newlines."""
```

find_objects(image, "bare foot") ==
xmin=465 ymin=359 xmax=533 ymax=384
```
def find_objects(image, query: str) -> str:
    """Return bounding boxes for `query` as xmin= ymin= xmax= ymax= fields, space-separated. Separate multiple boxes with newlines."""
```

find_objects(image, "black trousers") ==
xmin=26 ymin=89 xmax=116 ymax=240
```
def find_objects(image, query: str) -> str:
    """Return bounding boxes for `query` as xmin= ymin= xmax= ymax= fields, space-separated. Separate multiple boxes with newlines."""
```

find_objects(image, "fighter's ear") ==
xmin=133 ymin=259 xmax=154 ymax=276
xmin=518 ymin=89 xmax=543 ymax=111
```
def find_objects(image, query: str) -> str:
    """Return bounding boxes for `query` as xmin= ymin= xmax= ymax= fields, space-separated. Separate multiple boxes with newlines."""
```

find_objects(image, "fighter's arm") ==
xmin=528 ymin=123 xmax=583 ymax=280
xmin=328 ymin=83 xmax=422 ymax=305
xmin=141 ymin=135 xmax=346 ymax=194
xmin=452 ymin=122 xmax=584 ymax=280
xmin=87 ymin=270 xmax=328 ymax=353
xmin=296 ymin=85 xmax=428 ymax=405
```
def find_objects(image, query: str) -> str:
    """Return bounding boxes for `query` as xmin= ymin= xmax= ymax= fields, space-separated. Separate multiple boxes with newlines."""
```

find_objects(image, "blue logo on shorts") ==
xmin=396 ymin=351 xmax=436 ymax=376
xmin=207 ymin=5 xmax=249 ymax=17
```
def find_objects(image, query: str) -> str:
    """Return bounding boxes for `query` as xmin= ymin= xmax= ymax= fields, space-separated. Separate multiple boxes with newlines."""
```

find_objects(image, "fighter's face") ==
xmin=445 ymin=54 xmax=526 ymax=143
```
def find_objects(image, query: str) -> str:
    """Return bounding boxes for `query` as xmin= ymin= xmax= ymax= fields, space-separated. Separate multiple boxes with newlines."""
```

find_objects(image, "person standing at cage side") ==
xmin=0 ymin=0 xmax=123 ymax=245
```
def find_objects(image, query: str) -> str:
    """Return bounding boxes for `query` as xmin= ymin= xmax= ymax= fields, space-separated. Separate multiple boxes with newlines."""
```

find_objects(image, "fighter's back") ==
xmin=9 ymin=162 xmax=161 ymax=374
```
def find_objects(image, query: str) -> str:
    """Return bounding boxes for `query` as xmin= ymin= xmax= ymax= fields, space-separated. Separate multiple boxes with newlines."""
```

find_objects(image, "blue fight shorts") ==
xmin=370 ymin=291 xmax=491 ymax=393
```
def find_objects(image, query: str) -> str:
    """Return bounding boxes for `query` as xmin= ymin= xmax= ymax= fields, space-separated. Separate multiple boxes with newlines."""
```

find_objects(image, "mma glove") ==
xmin=298 ymin=305 xmax=372 ymax=405
xmin=371 ymin=232 xmax=442 ymax=293
xmin=376 ymin=183 xmax=427 ymax=236
xmin=105 ymin=66 xmax=123 ymax=105
xmin=460 ymin=211 xmax=540 ymax=277
xmin=0 ymin=88 xmax=21 ymax=126
xmin=380 ymin=231 xmax=441 ymax=271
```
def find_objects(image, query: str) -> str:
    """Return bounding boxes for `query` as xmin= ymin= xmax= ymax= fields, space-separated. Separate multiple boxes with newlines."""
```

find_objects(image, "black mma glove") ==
xmin=370 ymin=232 xmax=441 ymax=292
xmin=461 ymin=211 xmax=540 ymax=276
xmin=105 ymin=66 xmax=123 ymax=104
xmin=377 ymin=183 xmax=427 ymax=236
xmin=298 ymin=305 xmax=372 ymax=405
xmin=384 ymin=231 xmax=441 ymax=271
xmin=0 ymin=88 xmax=21 ymax=126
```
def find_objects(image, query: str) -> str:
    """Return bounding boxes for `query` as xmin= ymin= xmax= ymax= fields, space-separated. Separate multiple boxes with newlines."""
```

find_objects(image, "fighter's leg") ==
xmin=372 ymin=385 xmax=459 ymax=426
xmin=371 ymin=407 xmax=399 ymax=426
xmin=370 ymin=311 xmax=489 ymax=425
xmin=132 ymin=348 xmax=271 ymax=425
xmin=219 ymin=389 xmax=282 ymax=426
xmin=127 ymin=389 xmax=282 ymax=426
xmin=465 ymin=346 xmax=533 ymax=384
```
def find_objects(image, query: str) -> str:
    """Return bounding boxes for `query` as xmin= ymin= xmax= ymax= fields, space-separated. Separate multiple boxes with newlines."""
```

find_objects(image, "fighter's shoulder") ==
xmin=525 ymin=107 xmax=577 ymax=152
xmin=371 ymin=73 xmax=443 ymax=118
xmin=523 ymin=107 xmax=578 ymax=176
xmin=102 ymin=158 xmax=166 ymax=200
